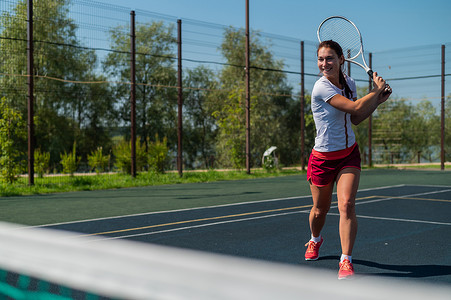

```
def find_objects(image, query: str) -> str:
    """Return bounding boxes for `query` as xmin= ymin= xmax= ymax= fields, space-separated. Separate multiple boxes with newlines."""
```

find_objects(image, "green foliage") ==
xmin=1 ymin=0 xmax=115 ymax=169
xmin=2 ymin=1 xmax=448 ymax=174
xmin=446 ymin=95 xmax=451 ymax=162
xmin=88 ymin=147 xmax=111 ymax=174
xmin=214 ymin=27 xmax=299 ymax=168
xmin=113 ymin=138 xmax=147 ymax=174
xmin=148 ymin=135 xmax=169 ymax=173
xmin=262 ymin=155 xmax=279 ymax=172
xmin=0 ymin=97 xmax=26 ymax=183
xmin=104 ymin=20 xmax=177 ymax=156
xmin=0 ymin=168 xmax=303 ymax=198
xmin=60 ymin=142 xmax=81 ymax=176
xmin=212 ymin=89 xmax=247 ymax=169
xmin=34 ymin=148 xmax=51 ymax=178
xmin=367 ymin=97 xmax=441 ymax=164
xmin=183 ymin=66 xmax=218 ymax=168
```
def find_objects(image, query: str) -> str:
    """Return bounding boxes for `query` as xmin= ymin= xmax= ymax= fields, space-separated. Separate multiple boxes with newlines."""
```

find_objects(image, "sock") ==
xmin=340 ymin=254 xmax=352 ymax=263
xmin=310 ymin=234 xmax=322 ymax=243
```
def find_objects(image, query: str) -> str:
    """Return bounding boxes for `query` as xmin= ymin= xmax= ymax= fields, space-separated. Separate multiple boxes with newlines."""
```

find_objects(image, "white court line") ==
xmin=32 ymin=184 xmax=409 ymax=228
xmin=329 ymin=213 xmax=451 ymax=226
xmin=87 ymin=189 xmax=451 ymax=242
xmin=82 ymin=211 xmax=302 ymax=242
xmin=33 ymin=184 xmax=450 ymax=229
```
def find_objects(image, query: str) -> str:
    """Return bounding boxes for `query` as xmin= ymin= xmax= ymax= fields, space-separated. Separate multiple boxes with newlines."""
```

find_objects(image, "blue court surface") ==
xmin=40 ymin=183 xmax=451 ymax=285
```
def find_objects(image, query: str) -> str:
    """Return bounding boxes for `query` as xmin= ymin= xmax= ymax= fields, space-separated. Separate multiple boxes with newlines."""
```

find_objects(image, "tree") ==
xmin=410 ymin=100 xmax=440 ymax=162
xmin=370 ymin=97 xmax=441 ymax=164
xmin=34 ymin=148 xmax=51 ymax=178
xmin=75 ymin=78 xmax=117 ymax=162
xmin=0 ymin=0 xmax=115 ymax=169
xmin=372 ymin=98 xmax=409 ymax=163
xmin=352 ymin=86 xmax=371 ymax=165
xmin=286 ymin=92 xmax=314 ymax=167
xmin=60 ymin=142 xmax=81 ymax=176
xmin=103 ymin=20 xmax=177 ymax=154
xmin=0 ymin=97 xmax=26 ymax=183
xmin=212 ymin=88 xmax=247 ymax=169
xmin=213 ymin=27 xmax=297 ymax=168
xmin=113 ymin=138 xmax=147 ymax=174
xmin=88 ymin=147 xmax=110 ymax=174
xmin=148 ymin=135 xmax=169 ymax=173
xmin=446 ymin=94 xmax=451 ymax=162
xmin=183 ymin=66 xmax=218 ymax=169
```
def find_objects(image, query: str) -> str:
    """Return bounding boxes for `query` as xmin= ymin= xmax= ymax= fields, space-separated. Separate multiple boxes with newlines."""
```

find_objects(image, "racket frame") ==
xmin=317 ymin=16 xmax=373 ymax=78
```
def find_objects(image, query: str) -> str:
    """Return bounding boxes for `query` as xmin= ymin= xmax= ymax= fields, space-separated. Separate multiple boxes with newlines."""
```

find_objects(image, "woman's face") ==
xmin=317 ymin=46 xmax=344 ymax=79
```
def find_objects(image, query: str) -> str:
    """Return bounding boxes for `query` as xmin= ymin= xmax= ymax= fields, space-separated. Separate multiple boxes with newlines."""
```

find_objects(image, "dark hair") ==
xmin=317 ymin=40 xmax=352 ymax=99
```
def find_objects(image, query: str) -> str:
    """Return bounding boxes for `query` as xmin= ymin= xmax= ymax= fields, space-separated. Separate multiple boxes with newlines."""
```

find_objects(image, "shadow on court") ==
xmin=319 ymin=255 xmax=451 ymax=280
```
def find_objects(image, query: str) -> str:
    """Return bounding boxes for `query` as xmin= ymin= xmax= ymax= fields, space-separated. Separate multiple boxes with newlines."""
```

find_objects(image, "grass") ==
xmin=1 ymin=167 xmax=450 ymax=226
xmin=371 ymin=162 xmax=451 ymax=170
xmin=0 ymin=168 xmax=303 ymax=197
xmin=1 ymin=162 xmax=449 ymax=197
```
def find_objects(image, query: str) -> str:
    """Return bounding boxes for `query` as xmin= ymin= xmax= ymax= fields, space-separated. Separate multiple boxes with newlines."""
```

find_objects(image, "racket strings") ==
xmin=318 ymin=18 xmax=362 ymax=59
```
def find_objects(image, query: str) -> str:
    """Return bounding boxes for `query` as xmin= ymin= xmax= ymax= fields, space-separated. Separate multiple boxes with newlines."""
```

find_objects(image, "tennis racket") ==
xmin=317 ymin=16 xmax=375 ymax=77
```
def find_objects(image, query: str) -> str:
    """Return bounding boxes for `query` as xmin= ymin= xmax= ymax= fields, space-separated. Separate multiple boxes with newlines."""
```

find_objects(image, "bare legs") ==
xmin=336 ymin=168 xmax=360 ymax=255
xmin=309 ymin=168 xmax=360 ymax=255
xmin=309 ymin=180 xmax=333 ymax=238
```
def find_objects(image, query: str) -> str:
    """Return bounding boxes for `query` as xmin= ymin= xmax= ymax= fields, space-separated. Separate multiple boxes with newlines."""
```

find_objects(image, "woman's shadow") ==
xmin=319 ymin=256 xmax=451 ymax=279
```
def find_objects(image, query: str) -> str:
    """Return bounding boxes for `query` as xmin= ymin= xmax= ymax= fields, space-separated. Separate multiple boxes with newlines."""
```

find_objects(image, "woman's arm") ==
xmin=328 ymin=73 xmax=391 ymax=125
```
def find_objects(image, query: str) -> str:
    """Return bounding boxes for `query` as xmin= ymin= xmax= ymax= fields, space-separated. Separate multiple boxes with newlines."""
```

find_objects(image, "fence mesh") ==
xmin=0 ymin=0 xmax=449 ymax=187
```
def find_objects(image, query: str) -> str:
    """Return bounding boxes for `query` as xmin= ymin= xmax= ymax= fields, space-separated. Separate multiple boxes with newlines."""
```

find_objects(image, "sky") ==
xmin=104 ymin=0 xmax=451 ymax=52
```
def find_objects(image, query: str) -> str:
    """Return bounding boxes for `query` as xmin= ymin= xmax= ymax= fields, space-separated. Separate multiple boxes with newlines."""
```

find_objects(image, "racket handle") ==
xmin=367 ymin=69 xmax=374 ymax=79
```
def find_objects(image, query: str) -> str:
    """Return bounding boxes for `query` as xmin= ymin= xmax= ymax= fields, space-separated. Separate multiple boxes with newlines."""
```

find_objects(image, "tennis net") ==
xmin=0 ymin=221 xmax=449 ymax=300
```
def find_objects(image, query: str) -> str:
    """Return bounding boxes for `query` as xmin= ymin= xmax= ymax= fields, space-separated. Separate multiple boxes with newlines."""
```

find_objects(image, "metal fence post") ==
xmin=27 ymin=0 xmax=34 ymax=185
xmin=245 ymin=0 xmax=251 ymax=174
xmin=177 ymin=19 xmax=183 ymax=177
xmin=130 ymin=10 xmax=136 ymax=177
xmin=368 ymin=52 xmax=373 ymax=167
xmin=441 ymin=44 xmax=445 ymax=170
xmin=300 ymin=41 xmax=305 ymax=171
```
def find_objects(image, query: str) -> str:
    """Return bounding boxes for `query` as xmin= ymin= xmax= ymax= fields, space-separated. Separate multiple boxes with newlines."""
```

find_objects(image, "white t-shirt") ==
xmin=311 ymin=75 xmax=357 ymax=152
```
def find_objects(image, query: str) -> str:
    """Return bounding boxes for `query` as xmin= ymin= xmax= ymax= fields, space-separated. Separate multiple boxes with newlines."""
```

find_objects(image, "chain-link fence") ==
xmin=1 ymin=0 xmax=450 ymax=185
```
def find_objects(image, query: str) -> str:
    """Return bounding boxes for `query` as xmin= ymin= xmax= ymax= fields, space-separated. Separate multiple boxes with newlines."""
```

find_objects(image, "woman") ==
xmin=304 ymin=40 xmax=391 ymax=280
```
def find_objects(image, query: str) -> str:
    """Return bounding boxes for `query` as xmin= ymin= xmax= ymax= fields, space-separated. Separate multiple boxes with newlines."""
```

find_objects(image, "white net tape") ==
xmin=0 ymin=222 xmax=449 ymax=300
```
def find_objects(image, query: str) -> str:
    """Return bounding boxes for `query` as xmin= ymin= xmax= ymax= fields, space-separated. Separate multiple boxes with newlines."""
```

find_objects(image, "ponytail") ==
xmin=339 ymin=69 xmax=352 ymax=99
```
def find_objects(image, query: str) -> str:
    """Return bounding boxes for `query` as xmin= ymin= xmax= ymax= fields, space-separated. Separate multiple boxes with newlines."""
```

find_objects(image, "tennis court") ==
xmin=1 ymin=169 xmax=451 ymax=298
xmin=28 ymin=170 xmax=451 ymax=286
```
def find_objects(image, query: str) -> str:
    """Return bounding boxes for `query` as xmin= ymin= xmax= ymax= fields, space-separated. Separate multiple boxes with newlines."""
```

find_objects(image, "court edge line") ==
xmin=85 ymin=198 xmax=451 ymax=242
xmin=80 ymin=211 xmax=303 ymax=243
xmin=30 ymin=184 xmax=407 ymax=228
xmin=75 ymin=203 xmax=319 ymax=237
xmin=112 ymin=199 xmax=451 ymax=241
xmin=335 ymin=189 xmax=451 ymax=213
xmin=376 ymin=196 xmax=451 ymax=203
xmin=77 ymin=188 xmax=451 ymax=238
xmin=327 ymin=212 xmax=451 ymax=226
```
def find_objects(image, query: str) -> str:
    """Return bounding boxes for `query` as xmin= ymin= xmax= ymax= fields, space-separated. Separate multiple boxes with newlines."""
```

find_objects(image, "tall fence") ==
xmin=0 ymin=0 xmax=450 ymax=185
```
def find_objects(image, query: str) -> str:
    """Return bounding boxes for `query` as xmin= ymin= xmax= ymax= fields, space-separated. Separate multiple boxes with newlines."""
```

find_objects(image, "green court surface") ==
xmin=1 ymin=168 xmax=450 ymax=294
xmin=0 ymin=169 xmax=450 ymax=226
xmin=36 ymin=170 xmax=451 ymax=285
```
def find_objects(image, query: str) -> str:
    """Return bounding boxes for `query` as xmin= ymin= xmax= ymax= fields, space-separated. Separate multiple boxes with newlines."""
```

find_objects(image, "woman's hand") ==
xmin=372 ymin=72 xmax=392 ymax=104
xmin=372 ymin=72 xmax=386 ymax=92
xmin=378 ymin=84 xmax=392 ymax=104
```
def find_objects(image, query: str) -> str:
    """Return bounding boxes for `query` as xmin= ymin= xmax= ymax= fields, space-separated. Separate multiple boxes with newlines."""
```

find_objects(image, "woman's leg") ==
xmin=336 ymin=168 xmax=360 ymax=256
xmin=309 ymin=181 xmax=334 ymax=238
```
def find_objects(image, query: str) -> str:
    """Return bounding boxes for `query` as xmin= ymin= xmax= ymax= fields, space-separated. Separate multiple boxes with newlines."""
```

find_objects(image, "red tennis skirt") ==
xmin=307 ymin=143 xmax=361 ymax=187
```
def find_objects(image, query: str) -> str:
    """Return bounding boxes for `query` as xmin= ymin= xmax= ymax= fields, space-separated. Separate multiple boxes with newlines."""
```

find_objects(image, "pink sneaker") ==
xmin=338 ymin=259 xmax=354 ymax=280
xmin=304 ymin=237 xmax=323 ymax=261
